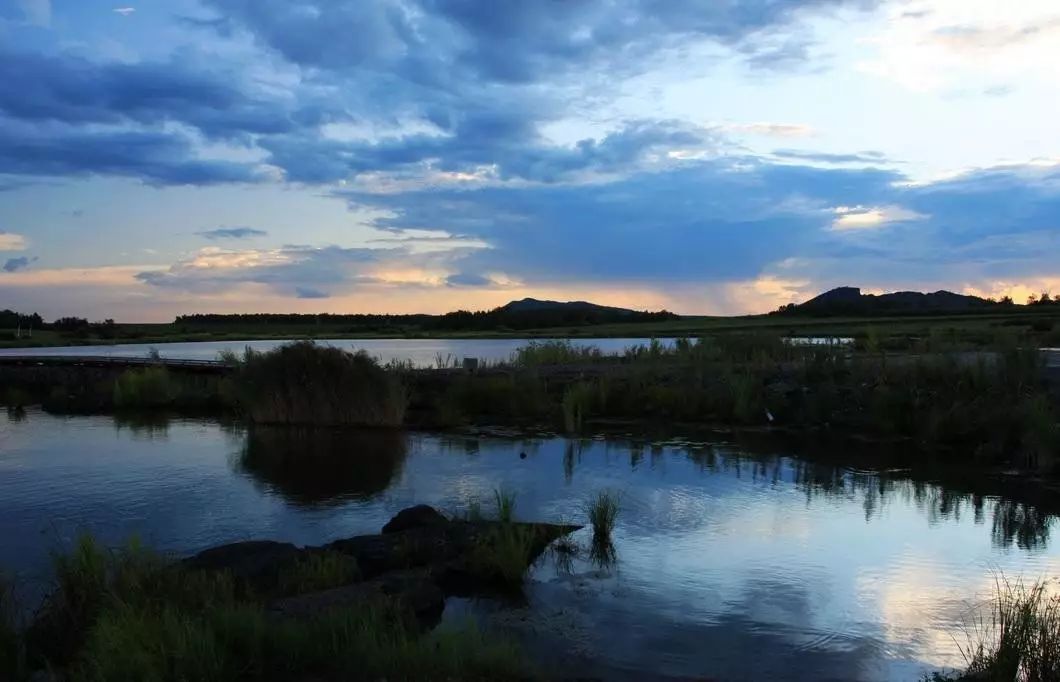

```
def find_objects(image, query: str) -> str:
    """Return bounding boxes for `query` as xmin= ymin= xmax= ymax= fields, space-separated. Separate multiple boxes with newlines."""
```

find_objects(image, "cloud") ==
xmin=0 ymin=121 xmax=262 ymax=185
xmin=295 ymin=286 xmax=329 ymax=299
xmin=0 ymin=47 xmax=313 ymax=141
xmin=0 ymin=232 xmax=28 ymax=250
xmin=135 ymin=245 xmax=409 ymax=297
xmin=113 ymin=7 xmax=135 ymax=16
xmin=197 ymin=227 xmax=269 ymax=240
xmin=17 ymin=0 xmax=50 ymax=26
xmin=720 ymin=122 xmax=816 ymax=138
xmin=445 ymin=273 xmax=491 ymax=287
xmin=774 ymin=149 xmax=888 ymax=164
xmin=831 ymin=205 xmax=928 ymax=230
xmin=2 ymin=256 xmax=34 ymax=272
xmin=203 ymin=0 xmax=882 ymax=80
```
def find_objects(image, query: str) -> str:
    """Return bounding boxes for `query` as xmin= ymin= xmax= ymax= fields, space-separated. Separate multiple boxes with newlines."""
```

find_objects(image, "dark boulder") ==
xmin=381 ymin=504 xmax=450 ymax=534
xmin=269 ymin=568 xmax=444 ymax=630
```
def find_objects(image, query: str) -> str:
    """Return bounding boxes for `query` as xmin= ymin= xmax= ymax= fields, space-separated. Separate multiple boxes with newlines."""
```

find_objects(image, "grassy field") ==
xmin=2 ymin=309 xmax=1059 ymax=349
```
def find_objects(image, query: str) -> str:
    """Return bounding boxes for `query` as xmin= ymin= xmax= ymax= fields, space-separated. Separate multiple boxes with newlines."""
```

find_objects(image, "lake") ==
xmin=2 ymin=408 xmax=1055 ymax=681
xmin=0 ymin=337 xmax=670 ymax=367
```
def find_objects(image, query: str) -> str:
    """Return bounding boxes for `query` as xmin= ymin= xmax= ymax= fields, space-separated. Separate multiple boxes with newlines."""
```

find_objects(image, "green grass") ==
xmin=586 ymin=490 xmax=620 ymax=542
xmin=276 ymin=551 xmax=360 ymax=596
xmin=954 ymin=576 xmax=1060 ymax=682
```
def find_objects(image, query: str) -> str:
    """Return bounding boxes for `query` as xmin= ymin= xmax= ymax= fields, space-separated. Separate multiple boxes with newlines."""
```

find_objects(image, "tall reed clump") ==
xmin=586 ymin=490 xmax=620 ymax=542
xmin=112 ymin=367 xmax=174 ymax=408
xmin=467 ymin=526 xmax=537 ymax=588
xmin=956 ymin=576 xmax=1060 ymax=682
xmin=561 ymin=381 xmax=595 ymax=433
xmin=512 ymin=340 xmax=602 ymax=367
xmin=232 ymin=342 xmax=407 ymax=427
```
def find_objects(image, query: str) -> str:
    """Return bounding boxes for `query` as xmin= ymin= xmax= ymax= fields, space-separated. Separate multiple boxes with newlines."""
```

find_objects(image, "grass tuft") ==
xmin=586 ymin=490 xmax=621 ymax=542
xmin=493 ymin=488 xmax=517 ymax=523
xmin=956 ymin=575 xmax=1060 ymax=681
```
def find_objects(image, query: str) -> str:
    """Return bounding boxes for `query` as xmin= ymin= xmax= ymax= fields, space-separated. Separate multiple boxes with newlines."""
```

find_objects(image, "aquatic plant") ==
xmin=276 ymin=551 xmax=360 ymax=596
xmin=586 ymin=490 xmax=620 ymax=542
xmin=232 ymin=341 xmax=407 ymax=427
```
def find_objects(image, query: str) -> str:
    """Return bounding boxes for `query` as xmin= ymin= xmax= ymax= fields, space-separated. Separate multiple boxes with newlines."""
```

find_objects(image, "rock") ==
xmin=182 ymin=540 xmax=303 ymax=588
xmin=269 ymin=568 xmax=444 ymax=630
xmin=381 ymin=504 xmax=450 ymax=534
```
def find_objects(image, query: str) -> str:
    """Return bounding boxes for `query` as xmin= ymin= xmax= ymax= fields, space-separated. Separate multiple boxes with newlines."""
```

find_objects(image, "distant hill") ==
xmin=497 ymin=298 xmax=640 ymax=316
xmin=774 ymin=286 xmax=1005 ymax=317
xmin=431 ymin=299 xmax=678 ymax=330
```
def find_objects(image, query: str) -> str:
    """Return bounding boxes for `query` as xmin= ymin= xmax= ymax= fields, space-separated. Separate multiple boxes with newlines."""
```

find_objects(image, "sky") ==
xmin=0 ymin=0 xmax=1058 ymax=321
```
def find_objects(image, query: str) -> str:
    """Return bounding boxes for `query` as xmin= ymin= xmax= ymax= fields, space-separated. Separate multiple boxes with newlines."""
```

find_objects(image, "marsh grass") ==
xmin=957 ymin=575 xmax=1060 ymax=682
xmin=586 ymin=490 xmax=620 ymax=542
xmin=233 ymin=341 xmax=407 ymax=427
xmin=512 ymin=340 xmax=602 ymax=366
xmin=113 ymin=367 xmax=174 ymax=408
xmin=561 ymin=381 xmax=594 ymax=433
xmin=276 ymin=551 xmax=360 ymax=596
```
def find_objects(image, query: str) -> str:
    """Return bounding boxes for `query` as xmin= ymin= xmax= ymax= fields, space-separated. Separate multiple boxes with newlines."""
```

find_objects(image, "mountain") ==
xmin=498 ymin=298 xmax=639 ymax=315
xmin=777 ymin=287 xmax=1003 ymax=316
xmin=431 ymin=298 xmax=678 ymax=330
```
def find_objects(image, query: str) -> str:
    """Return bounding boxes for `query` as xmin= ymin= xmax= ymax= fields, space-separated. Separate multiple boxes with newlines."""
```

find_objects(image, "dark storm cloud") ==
xmin=197 ymin=227 xmax=269 ymax=240
xmin=337 ymin=158 xmax=1060 ymax=285
xmin=0 ymin=122 xmax=262 ymax=185
xmin=3 ymin=256 xmax=33 ymax=272
xmin=202 ymin=0 xmax=882 ymax=79
xmin=263 ymin=118 xmax=724 ymax=184
xmin=0 ymin=48 xmax=310 ymax=140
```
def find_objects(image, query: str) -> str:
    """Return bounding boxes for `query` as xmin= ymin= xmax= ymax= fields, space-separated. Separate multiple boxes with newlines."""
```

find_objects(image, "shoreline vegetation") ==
xmin=3 ymin=335 xmax=1058 ymax=473
xmin=0 ymin=501 xmax=583 ymax=681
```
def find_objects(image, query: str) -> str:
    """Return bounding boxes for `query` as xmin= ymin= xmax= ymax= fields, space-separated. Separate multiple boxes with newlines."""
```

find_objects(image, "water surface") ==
xmin=1 ymin=408 xmax=1055 ymax=681
xmin=0 ymin=337 xmax=669 ymax=367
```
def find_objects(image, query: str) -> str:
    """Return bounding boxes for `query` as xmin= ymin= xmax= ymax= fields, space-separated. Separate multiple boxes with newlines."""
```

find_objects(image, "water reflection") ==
xmin=237 ymin=426 xmax=408 ymax=506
